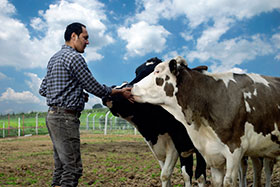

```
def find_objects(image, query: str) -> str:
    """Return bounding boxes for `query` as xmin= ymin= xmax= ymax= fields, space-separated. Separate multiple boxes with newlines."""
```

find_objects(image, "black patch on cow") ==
xmin=156 ymin=77 xmax=164 ymax=86
xmin=165 ymin=75 xmax=170 ymax=81
xmin=271 ymin=134 xmax=280 ymax=144
xmin=129 ymin=57 xmax=163 ymax=85
xmin=135 ymin=57 xmax=162 ymax=76
xmin=164 ymin=82 xmax=174 ymax=97
xmin=169 ymin=59 xmax=178 ymax=76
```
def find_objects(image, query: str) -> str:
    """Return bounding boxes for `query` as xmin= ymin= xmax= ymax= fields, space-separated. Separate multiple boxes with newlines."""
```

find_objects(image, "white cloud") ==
xmin=0 ymin=0 xmax=15 ymax=15
xmin=0 ymin=88 xmax=41 ymax=104
xmin=130 ymin=0 xmax=280 ymax=63
xmin=85 ymin=96 xmax=103 ymax=109
xmin=0 ymin=72 xmax=7 ymax=80
xmin=163 ymin=50 xmax=180 ymax=61
xmin=0 ymin=0 xmax=114 ymax=69
xmin=180 ymin=31 xmax=193 ymax=42
xmin=196 ymin=18 xmax=233 ymax=50
xmin=187 ymin=34 xmax=274 ymax=72
xmin=272 ymin=33 xmax=280 ymax=60
xmin=24 ymin=72 xmax=42 ymax=94
xmin=135 ymin=0 xmax=175 ymax=24
xmin=118 ymin=21 xmax=170 ymax=59
xmin=135 ymin=0 xmax=280 ymax=28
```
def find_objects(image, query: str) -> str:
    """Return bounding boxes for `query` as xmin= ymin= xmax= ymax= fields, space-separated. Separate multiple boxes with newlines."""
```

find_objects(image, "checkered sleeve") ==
xmin=39 ymin=77 xmax=47 ymax=97
xmin=71 ymin=54 xmax=112 ymax=98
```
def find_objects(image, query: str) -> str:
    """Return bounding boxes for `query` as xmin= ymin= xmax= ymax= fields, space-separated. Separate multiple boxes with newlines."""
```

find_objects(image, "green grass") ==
xmin=0 ymin=108 xmax=135 ymax=138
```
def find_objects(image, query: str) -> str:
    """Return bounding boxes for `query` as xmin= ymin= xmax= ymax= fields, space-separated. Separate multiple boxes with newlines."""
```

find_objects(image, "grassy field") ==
xmin=0 ymin=133 xmax=172 ymax=186
xmin=0 ymin=108 xmax=112 ymax=128
xmin=0 ymin=108 xmax=133 ymax=138
xmin=0 ymin=133 xmax=280 ymax=186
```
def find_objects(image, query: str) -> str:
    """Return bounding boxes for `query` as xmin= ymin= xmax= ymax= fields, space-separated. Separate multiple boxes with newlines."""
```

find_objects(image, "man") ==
xmin=39 ymin=22 xmax=133 ymax=187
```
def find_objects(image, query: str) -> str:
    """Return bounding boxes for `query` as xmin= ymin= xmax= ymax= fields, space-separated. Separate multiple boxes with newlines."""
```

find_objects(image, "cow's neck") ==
xmin=176 ymin=70 xmax=243 ymax=143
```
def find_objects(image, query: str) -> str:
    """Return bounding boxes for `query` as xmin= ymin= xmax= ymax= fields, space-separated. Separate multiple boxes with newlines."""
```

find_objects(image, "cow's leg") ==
xmin=264 ymin=158 xmax=275 ymax=187
xmin=195 ymin=151 xmax=207 ymax=187
xmin=145 ymin=140 xmax=173 ymax=187
xmin=224 ymin=152 xmax=242 ymax=187
xmin=211 ymin=166 xmax=224 ymax=187
xmin=251 ymin=157 xmax=263 ymax=187
xmin=180 ymin=154 xmax=193 ymax=187
xmin=161 ymin=150 xmax=179 ymax=187
xmin=238 ymin=156 xmax=248 ymax=187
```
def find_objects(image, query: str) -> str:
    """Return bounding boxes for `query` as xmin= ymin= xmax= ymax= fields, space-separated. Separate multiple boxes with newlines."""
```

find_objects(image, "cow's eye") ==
xmin=155 ymin=70 xmax=160 ymax=74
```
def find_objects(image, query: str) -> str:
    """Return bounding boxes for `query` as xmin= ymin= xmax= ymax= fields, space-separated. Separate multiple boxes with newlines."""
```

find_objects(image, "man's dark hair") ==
xmin=64 ymin=22 xmax=86 ymax=41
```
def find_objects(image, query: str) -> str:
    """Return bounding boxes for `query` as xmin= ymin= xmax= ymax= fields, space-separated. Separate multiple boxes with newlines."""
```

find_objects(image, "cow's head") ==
xmin=103 ymin=57 xmax=163 ymax=118
xmin=132 ymin=56 xmax=188 ymax=105
xmin=103 ymin=86 xmax=136 ymax=118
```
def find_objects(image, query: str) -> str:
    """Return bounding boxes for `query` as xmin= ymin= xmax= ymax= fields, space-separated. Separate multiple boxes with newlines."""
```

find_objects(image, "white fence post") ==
xmin=3 ymin=122 xmax=5 ymax=138
xmin=134 ymin=127 xmax=137 ymax=135
xmin=104 ymin=111 xmax=110 ymax=135
xmin=86 ymin=113 xmax=91 ymax=130
xmin=36 ymin=113 xmax=39 ymax=135
xmin=99 ymin=115 xmax=103 ymax=130
xmin=92 ymin=114 xmax=96 ymax=130
xmin=110 ymin=116 xmax=114 ymax=130
xmin=18 ymin=117 xmax=21 ymax=137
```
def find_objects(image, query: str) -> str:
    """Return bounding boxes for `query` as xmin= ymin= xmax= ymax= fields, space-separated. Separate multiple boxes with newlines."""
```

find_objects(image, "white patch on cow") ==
xmin=147 ymin=133 xmax=174 ymax=161
xmin=181 ymin=166 xmax=191 ymax=187
xmin=244 ymin=92 xmax=252 ymax=99
xmin=253 ymin=88 xmax=257 ymax=96
xmin=244 ymin=101 xmax=252 ymax=113
xmin=205 ymin=72 xmax=236 ymax=88
xmin=272 ymin=123 xmax=279 ymax=136
xmin=247 ymin=73 xmax=270 ymax=87
xmin=278 ymin=105 xmax=280 ymax=110
xmin=241 ymin=122 xmax=280 ymax=157
xmin=146 ymin=62 xmax=154 ymax=66
xmin=243 ymin=91 xmax=255 ymax=112
xmin=115 ymin=81 xmax=128 ymax=89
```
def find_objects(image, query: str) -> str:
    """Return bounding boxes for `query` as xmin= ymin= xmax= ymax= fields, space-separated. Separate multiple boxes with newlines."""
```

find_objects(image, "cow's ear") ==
xmin=175 ymin=56 xmax=187 ymax=66
xmin=169 ymin=59 xmax=178 ymax=76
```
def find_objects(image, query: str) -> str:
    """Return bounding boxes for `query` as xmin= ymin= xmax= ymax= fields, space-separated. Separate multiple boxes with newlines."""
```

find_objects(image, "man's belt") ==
xmin=49 ymin=106 xmax=81 ymax=117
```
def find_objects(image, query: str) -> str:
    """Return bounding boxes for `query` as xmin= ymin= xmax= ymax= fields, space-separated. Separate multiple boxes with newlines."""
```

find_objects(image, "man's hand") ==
xmin=121 ymin=87 xmax=134 ymax=103
xmin=111 ymin=87 xmax=135 ymax=103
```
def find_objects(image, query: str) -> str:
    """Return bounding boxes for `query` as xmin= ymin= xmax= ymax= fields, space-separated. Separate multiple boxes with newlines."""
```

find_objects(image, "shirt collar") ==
xmin=62 ymin=44 xmax=76 ymax=52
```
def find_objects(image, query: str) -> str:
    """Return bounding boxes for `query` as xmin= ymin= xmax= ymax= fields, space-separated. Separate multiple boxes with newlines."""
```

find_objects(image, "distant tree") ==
xmin=92 ymin=104 xmax=103 ymax=109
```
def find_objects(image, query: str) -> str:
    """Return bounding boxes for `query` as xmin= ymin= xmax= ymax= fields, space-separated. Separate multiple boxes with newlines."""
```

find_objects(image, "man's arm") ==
xmin=71 ymin=55 xmax=134 ymax=102
xmin=39 ymin=77 xmax=47 ymax=97
xmin=71 ymin=55 xmax=112 ymax=98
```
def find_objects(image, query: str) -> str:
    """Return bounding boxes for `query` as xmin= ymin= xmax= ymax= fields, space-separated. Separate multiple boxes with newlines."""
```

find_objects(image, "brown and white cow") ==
xmin=132 ymin=56 xmax=280 ymax=187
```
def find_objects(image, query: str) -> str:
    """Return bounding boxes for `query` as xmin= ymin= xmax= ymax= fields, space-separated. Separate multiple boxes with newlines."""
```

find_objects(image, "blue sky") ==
xmin=0 ymin=0 xmax=279 ymax=114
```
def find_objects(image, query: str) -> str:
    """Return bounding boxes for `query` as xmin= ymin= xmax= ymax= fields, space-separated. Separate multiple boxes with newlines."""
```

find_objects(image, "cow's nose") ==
xmin=132 ymin=84 xmax=145 ymax=96
xmin=131 ymin=85 xmax=140 ymax=95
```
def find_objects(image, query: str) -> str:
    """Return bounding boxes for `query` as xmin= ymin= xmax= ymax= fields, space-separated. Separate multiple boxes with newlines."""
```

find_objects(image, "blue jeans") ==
xmin=46 ymin=109 xmax=82 ymax=187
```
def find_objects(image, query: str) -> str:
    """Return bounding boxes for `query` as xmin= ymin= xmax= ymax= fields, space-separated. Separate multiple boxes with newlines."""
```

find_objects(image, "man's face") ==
xmin=73 ymin=27 xmax=89 ymax=53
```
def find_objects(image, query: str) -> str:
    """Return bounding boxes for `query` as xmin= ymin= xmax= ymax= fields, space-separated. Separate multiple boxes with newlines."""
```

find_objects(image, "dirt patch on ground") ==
xmin=0 ymin=133 xmax=279 ymax=186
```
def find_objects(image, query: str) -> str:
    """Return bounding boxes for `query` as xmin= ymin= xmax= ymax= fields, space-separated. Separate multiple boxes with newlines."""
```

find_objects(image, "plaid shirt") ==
xmin=39 ymin=45 xmax=112 ymax=111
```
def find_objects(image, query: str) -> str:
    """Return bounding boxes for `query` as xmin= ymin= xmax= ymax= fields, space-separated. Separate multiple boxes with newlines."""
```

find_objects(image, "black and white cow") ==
xmin=103 ymin=57 xmax=207 ymax=187
xmin=132 ymin=56 xmax=280 ymax=187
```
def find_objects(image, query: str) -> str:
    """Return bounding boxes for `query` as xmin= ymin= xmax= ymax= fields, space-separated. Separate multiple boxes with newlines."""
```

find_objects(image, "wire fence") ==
xmin=0 ymin=111 xmax=137 ymax=138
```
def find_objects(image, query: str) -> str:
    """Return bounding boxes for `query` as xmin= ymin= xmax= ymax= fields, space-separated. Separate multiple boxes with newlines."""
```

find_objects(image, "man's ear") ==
xmin=71 ymin=33 xmax=78 ymax=41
